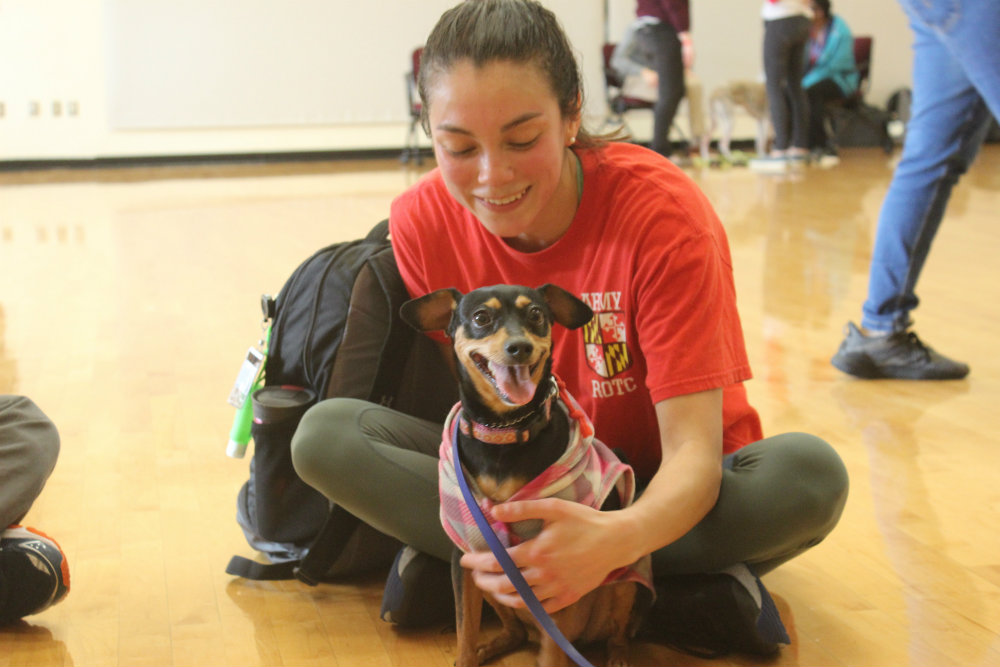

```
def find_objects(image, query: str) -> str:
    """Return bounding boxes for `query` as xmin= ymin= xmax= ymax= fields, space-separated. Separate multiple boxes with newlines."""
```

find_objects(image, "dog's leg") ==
xmin=706 ymin=97 xmax=720 ymax=163
xmin=476 ymin=596 xmax=528 ymax=665
xmin=755 ymin=119 xmax=768 ymax=157
xmin=720 ymin=98 xmax=737 ymax=160
xmin=454 ymin=551 xmax=484 ymax=667
xmin=454 ymin=547 xmax=527 ymax=666
xmin=536 ymin=631 xmax=574 ymax=667
xmin=605 ymin=585 xmax=638 ymax=667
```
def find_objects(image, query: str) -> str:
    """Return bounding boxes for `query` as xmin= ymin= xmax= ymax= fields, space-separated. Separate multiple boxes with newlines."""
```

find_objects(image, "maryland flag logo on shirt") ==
xmin=582 ymin=307 xmax=632 ymax=379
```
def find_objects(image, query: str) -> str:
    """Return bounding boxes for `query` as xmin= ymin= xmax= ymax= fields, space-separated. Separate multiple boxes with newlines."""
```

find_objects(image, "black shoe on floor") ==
xmin=637 ymin=564 xmax=789 ymax=658
xmin=0 ymin=525 xmax=71 ymax=625
xmin=379 ymin=546 xmax=454 ymax=628
xmin=831 ymin=322 xmax=970 ymax=380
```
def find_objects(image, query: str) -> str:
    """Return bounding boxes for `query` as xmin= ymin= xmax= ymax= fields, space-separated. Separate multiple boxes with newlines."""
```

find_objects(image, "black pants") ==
xmin=806 ymin=78 xmax=848 ymax=150
xmin=763 ymin=15 xmax=811 ymax=151
xmin=635 ymin=22 xmax=686 ymax=157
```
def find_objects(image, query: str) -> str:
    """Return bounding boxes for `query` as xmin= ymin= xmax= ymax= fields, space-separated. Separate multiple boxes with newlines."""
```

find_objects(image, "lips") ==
xmin=478 ymin=187 xmax=529 ymax=208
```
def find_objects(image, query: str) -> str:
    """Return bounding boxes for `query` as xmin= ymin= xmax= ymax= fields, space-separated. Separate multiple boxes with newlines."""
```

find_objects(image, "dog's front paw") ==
xmin=476 ymin=626 xmax=528 ymax=664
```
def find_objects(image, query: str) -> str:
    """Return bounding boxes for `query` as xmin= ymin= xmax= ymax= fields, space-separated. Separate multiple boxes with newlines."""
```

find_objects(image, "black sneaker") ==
xmin=831 ymin=322 xmax=970 ymax=380
xmin=379 ymin=546 xmax=454 ymax=628
xmin=637 ymin=564 xmax=789 ymax=658
xmin=0 ymin=525 xmax=71 ymax=625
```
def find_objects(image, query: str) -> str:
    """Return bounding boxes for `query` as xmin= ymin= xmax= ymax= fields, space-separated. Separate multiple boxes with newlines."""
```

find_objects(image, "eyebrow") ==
xmin=436 ymin=111 xmax=543 ymax=135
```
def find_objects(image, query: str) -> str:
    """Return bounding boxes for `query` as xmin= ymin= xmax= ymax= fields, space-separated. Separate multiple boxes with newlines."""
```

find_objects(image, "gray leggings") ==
xmin=291 ymin=398 xmax=848 ymax=577
xmin=0 ymin=395 xmax=60 ymax=530
xmin=763 ymin=15 xmax=812 ymax=151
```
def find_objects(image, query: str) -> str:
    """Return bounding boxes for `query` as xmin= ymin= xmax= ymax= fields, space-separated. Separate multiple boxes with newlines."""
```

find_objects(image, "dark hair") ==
xmin=813 ymin=0 xmax=831 ymax=17
xmin=418 ymin=0 xmax=612 ymax=148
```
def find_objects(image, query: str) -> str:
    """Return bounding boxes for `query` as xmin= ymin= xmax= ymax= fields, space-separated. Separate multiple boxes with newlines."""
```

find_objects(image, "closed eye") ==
xmin=509 ymin=136 xmax=540 ymax=150
xmin=444 ymin=145 xmax=475 ymax=157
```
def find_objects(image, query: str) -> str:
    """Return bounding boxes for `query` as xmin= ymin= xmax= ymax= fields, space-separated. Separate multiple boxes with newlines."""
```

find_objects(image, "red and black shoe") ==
xmin=0 ymin=525 xmax=71 ymax=625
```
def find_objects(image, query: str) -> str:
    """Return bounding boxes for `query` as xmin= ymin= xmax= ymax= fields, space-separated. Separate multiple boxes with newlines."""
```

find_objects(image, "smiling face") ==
xmin=425 ymin=59 xmax=582 ymax=252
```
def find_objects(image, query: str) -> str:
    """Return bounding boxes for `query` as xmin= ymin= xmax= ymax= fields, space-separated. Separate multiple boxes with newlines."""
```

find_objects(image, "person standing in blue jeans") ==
xmin=831 ymin=0 xmax=999 ymax=380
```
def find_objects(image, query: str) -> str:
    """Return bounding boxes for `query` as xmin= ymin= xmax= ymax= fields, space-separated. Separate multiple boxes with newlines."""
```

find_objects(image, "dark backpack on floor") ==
xmin=226 ymin=219 xmax=456 ymax=583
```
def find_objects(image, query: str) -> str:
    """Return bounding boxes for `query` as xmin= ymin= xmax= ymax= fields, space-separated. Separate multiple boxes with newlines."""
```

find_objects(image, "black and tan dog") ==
xmin=400 ymin=284 xmax=651 ymax=667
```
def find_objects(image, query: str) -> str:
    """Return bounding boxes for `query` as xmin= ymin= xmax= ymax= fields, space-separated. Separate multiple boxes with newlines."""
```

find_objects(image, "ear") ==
xmin=399 ymin=288 xmax=462 ymax=333
xmin=565 ymin=94 xmax=583 ymax=145
xmin=537 ymin=284 xmax=593 ymax=330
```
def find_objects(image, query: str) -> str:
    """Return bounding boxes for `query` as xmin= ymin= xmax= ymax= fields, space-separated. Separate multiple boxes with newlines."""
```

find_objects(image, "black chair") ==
xmin=602 ymin=42 xmax=655 ymax=135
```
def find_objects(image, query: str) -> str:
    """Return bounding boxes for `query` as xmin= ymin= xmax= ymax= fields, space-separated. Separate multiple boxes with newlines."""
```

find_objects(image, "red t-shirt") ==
xmin=390 ymin=142 xmax=762 ymax=481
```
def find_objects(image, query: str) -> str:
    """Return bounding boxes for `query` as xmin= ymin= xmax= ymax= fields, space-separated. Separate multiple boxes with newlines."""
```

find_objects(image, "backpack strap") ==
xmin=289 ymin=504 xmax=363 ymax=585
xmin=225 ymin=555 xmax=296 ymax=581
xmin=365 ymin=218 xmax=390 ymax=244
xmin=225 ymin=504 xmax=362 ymax=583
xmin=365 ymin=246 xmax=416 ymax=406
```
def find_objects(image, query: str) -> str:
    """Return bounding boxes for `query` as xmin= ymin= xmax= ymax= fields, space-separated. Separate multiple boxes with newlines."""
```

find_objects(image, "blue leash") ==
xmin=452 ymin=423 xmax=597 ymax=667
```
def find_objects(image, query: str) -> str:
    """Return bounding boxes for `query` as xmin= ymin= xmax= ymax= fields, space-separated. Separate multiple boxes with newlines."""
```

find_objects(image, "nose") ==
xmin=504 ymin=337 xmax=534 ymax=363
xmin=478 ymin=149 xmax=514 ymax=187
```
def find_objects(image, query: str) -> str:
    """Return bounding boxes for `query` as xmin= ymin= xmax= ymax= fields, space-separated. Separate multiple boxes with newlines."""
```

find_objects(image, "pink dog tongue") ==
xmin=490 ymin=362 xmax=537 ymax=405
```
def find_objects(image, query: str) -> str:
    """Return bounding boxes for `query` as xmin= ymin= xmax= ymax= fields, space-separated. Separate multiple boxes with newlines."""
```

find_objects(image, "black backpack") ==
xmin=226 ymin=219 xmax=456 ymax=583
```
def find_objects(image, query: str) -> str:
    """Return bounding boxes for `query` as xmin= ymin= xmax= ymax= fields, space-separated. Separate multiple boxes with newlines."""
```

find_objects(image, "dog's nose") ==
xmin=504 ymin=338 xmax=534 ymax=363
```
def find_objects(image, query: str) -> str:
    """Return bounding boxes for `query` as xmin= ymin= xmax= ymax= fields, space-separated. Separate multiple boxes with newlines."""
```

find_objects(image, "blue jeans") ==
xmin=862 ymin=0 xmax=1000 ymax=333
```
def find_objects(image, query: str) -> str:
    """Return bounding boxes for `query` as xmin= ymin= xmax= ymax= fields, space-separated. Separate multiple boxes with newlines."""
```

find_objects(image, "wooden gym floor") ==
xmin=1 ymin=145 xmax=999 ymax=666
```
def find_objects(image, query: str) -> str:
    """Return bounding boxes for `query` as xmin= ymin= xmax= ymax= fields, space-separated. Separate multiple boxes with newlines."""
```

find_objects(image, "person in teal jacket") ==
xmin=802 ymin=0 xmax=859 ymax=157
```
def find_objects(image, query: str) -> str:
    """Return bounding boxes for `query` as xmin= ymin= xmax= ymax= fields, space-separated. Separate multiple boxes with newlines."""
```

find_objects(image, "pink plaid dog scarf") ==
xmin=439 ymin=378 xmax=653 ymax=591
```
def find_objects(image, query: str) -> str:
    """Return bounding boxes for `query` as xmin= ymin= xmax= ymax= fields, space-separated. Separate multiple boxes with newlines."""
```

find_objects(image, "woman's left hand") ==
xmin=458 ymin=497 xmax=633 ymax=613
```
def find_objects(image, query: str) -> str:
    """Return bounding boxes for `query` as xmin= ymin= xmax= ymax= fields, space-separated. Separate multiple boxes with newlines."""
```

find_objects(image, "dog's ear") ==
xmin=400 ymin=288 xmax=462 ymax=333
xmin=537 ymin=284 xmax=593 ymax=330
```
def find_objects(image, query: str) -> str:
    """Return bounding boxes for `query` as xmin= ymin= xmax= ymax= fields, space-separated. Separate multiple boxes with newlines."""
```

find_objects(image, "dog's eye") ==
xmin=526 ymin=306 xmax=545 ymax=326
xmin=472 ymin=309 xmax=494 ymax=328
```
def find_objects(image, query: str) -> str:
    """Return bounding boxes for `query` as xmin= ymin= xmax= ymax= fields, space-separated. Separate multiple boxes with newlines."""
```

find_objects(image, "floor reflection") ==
xmin=832 ymin=379 xmax=998 ymax=664
xmin=0 ymin=620 xmax=74 ymax=666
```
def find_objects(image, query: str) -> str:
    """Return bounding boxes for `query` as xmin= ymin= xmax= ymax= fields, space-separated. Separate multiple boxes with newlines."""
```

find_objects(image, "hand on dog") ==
xmin=460 ymin=497 xmax=635 ymax=613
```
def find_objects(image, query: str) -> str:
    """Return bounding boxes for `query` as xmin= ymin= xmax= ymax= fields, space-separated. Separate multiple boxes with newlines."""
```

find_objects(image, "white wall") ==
xmin=0 ymin=0 xmax=911 ymax=162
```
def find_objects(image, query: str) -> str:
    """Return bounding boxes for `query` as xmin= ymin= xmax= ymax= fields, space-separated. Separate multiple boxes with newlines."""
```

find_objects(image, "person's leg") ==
xmin=900 ymin=0 xmax=1000 ymax=118
xmin=0 ymin=395 xmax=60 ymax=530
xmin=292 ymin=398 xmax=457 ymax=627
xmin=0 ymin=396 xmax=68 ymax=625
xmin=291 ymin=397 xmax=453 ymax=560
xmin=763 ymin=16 xmax=811 ymax=153
xmin=805 ymin=79 xmax=844 ymax=150
xmin=684 ymin=70 xmax=706 ymax=150
xmin=861 ymin=10 xmax=994 ymax=334
xmin=637 ymin=22 xmax=686 ymax=157
xmin=763 ymin=19 xmax=792 ymax=152
xmin=639 ymin=433 xmax=847 ymax=656
xmin=650 ymin=433 xmax=848 ymax=576
xmin=785 ymin=18 xmax=812 ymax=153
xmin=831 ymin=0 xmax=998 ymax=380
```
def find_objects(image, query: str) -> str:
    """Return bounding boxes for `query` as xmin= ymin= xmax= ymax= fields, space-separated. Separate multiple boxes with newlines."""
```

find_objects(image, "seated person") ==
xmin=0 ymin=395 xmax=70 ymax=625
xmin=803 ymin=0 xmax=858 ymax=158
